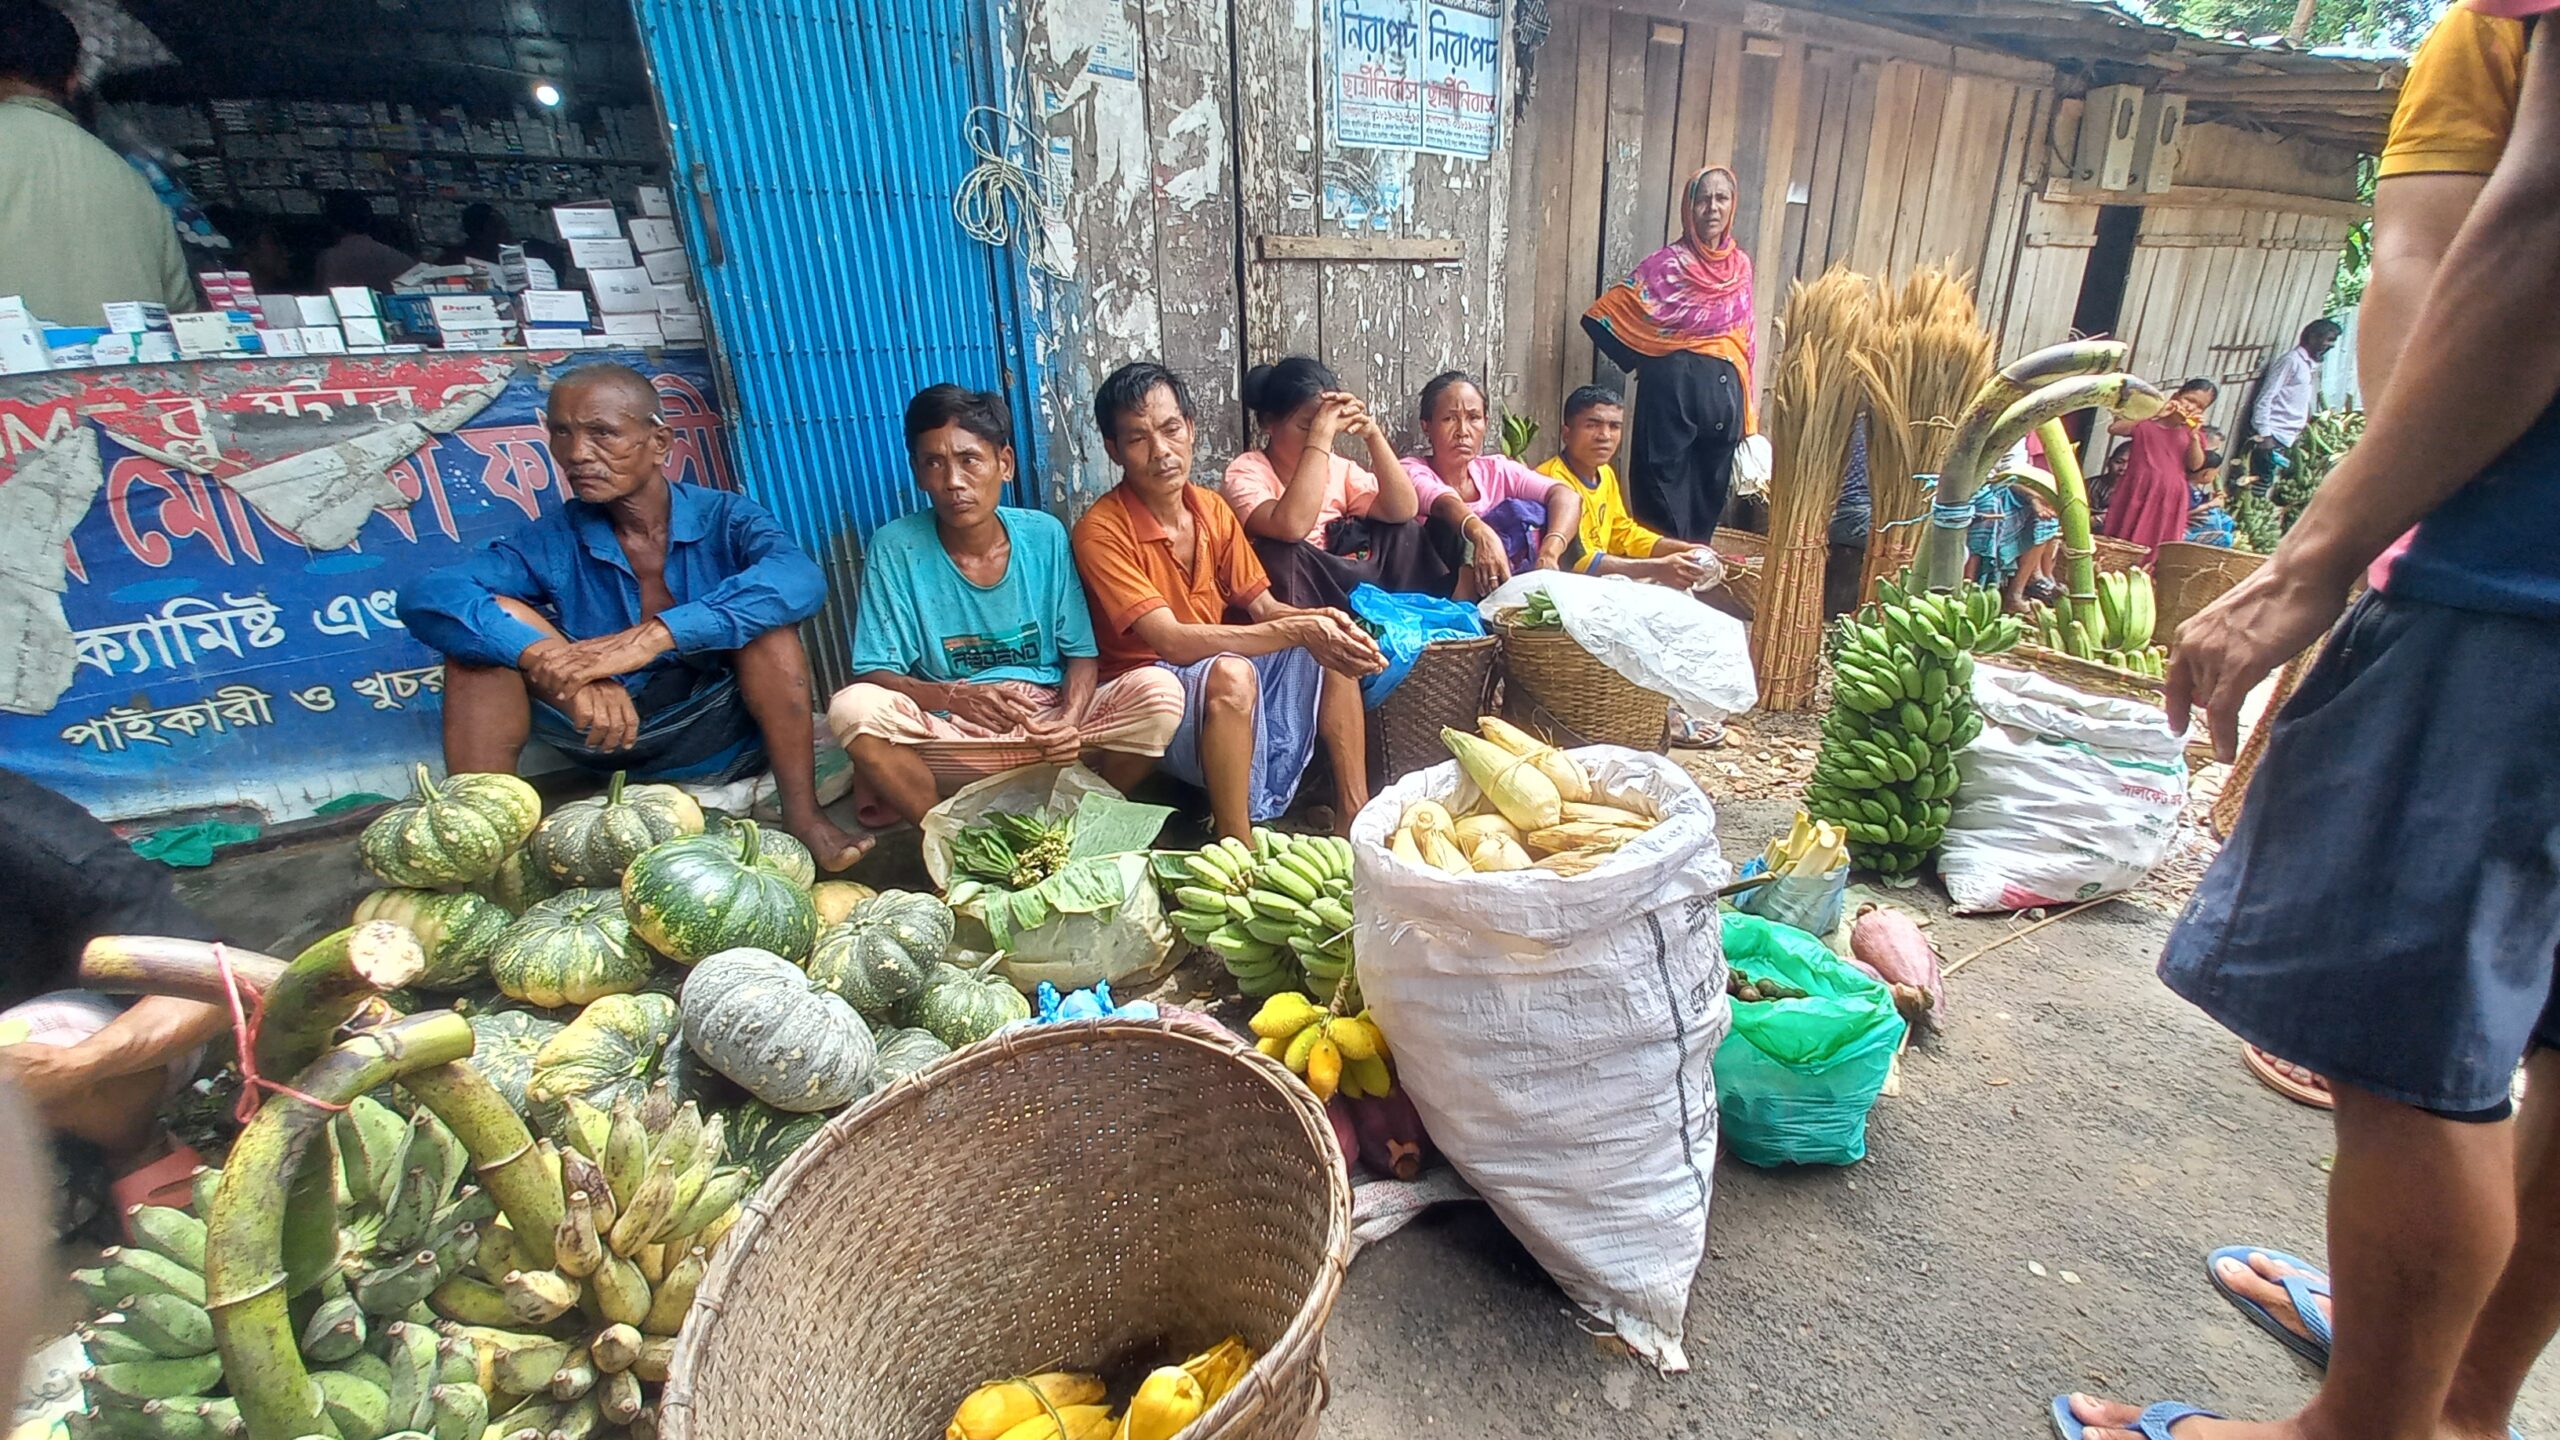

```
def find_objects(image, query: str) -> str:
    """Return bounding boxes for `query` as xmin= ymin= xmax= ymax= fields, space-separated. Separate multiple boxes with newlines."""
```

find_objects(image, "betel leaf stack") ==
xmin=1805 ymin=581 xmax=2020 ymax=877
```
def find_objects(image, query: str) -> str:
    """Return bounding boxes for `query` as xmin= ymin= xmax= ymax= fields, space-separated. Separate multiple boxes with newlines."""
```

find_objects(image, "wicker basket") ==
xmin=2091 ymin=535 xmax=2148 ymax=574
xmin=1708 ymin=527 xmax=1767 ymax=617
xmin=661 ymin=1019 xmax=1351 ymax=1440
xmin=1368 ymin=634 xmax=1498 ymax=787
xmin=1493 ymin=612 xmax=1670 ymax=751
xmin=2154 ymin=542 xmax=2266 ymax=641
xmin=1988 ymin=644 xmax=2166 ymax=705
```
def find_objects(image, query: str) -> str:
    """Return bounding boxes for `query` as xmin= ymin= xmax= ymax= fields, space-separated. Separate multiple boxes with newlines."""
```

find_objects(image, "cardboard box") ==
xmin=0 ymin=297 xmax=48 ymax=374
xmin=586 ymin=267 xmax=654 ymax=315
xmin=439 ymin=326 xmax=511 ymax=351
xmin=660 ymin=311 xmax=706 ymax=344
xmin=599 ymin=312 xmax=666 ymax=340
xmin=340 ymin=315 xmax=388 ymax=348
xmin=635 ymin=185 xmax=672 ymax=218
xmin=650 ymin=281 xmax=699 ymax=316
xmin=520 ymin=290 xmax=592 ymax=325
xmin=255 ymin=327 xmax=307 ymax=356
xmin=257 ymin=293 xmax=301 ymax=328
xmin=43 ymin=326 xmax=109 ymax=367
xmin=330 ymin=285 xmax=380 ymax=319
xmin=641 ymin=248 xmax=691 ymax=286
xmin=89 ymin=333 xmax=140 ymax=365
xmin=294 ymin=295 xmax=340 ymax=326
xmin=171 ymin=310 xmax=253 ymax=358
xmin=300 ymin=326 xmax=349 ymax=354
xmin=428 ymin=295 xmax=503 ymax=334
xmin=627 ymin=217 xmax=682 ymax=254
xmin=552 ymin=204 xmax=622 ymax=241
xmin=135 ymin=332 xmax=180 ymax=364
xmin=568 ymin=236 xmax=637 ymax=271
xmin=101 ymin=301 xmax=172 ymax=332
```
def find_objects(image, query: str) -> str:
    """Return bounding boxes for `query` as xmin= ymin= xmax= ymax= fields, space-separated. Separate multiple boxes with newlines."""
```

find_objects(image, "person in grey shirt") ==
xmin=0 ymin=0 xmax=197 ymax=325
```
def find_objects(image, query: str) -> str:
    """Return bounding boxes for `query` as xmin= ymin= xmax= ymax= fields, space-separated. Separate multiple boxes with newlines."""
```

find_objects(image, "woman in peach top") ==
xmin=1221 ymin=356 xmax=1456 ymax=609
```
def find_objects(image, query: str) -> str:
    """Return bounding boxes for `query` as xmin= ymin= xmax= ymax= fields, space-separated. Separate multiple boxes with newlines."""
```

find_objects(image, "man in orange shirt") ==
xmin=1072 ymin=362 xmax=1384 ymax=840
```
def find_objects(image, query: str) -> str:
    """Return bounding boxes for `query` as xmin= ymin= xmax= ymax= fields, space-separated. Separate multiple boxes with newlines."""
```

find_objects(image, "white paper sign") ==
xmin=552 ymin=205 xmax=623 ymax=241
xmin=520 ymin=290 xmax=592 ymax=324
xmin=568 ymin=236 xmax=638 ymax=271
xmin=586 ymin=267 xmax=655 ymax=315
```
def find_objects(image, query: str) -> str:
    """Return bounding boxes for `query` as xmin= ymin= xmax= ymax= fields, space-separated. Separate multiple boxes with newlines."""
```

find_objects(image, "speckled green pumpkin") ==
xmin=526 ymin=991 xmax=681 ymax=1112
xmin=487 ymin=889 xmax=656 ymax=1008
xmin=351 ymin=887 xmax=510 ymax=990
xmin=805 ymin=890 xmax=952 ymax=1022
xmin=729 ymin=1100 xmax=832 ymax=1182
xmin=621 ymin=821 xmax=819 ymax=964
xmin=869 ymin=1027 xmax=952 ymax=1086
xmin=680 ymin=947 xmax=875 ymax=1111
xmin=474 ymin=844 xmax=563 ymax=916
xmin=704 ymin=812 xmax=819 ymax=886
xmin=466 ymin=1007 xmax=571 ymax=1111
xmin=902 ymin=953 xmax=1030 ymax=1049
xmin=533 ymin=771 xmax=706 ymax=887
xmin=359 ymin=764 xmax=541 ymax=887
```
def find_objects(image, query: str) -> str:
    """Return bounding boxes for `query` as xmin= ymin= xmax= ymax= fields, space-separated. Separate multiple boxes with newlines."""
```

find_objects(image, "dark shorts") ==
xmin=2160 ymin=593 xmax=2560 ymax=1114
xmin=530 ymin=657 xmax=766 ymax=784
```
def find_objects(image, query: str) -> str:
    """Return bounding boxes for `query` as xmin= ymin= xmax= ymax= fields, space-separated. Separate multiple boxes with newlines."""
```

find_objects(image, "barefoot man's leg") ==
xmin=2444 ymin=1046 xmax=2560 ymax=1437
xmin=735 ymin=626 xmax=870 ymax=871
xmin=1316 ymin=667 xmax=1368 ymax=833
xmin=440 ymin=597 xmax=560 ymax=773
xmin=1196 ymin=656 xmax=1258 ymax=843
xmin=844 ymin=734 xmax=942 ymax=826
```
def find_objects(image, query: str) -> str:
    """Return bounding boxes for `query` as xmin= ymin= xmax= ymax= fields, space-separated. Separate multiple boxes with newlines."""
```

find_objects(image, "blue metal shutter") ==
xmin=632 ymin=0 xmax=1036 ymax=685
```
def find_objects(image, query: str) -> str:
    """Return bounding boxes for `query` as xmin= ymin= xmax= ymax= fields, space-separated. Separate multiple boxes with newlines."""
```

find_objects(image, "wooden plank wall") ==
xmin=2114 ymin=206 xmax=2349 ymax=437
xmin=1497 ymin=1 xmax=2053 ymax=442
xmin=1229 ymin=0 xmax=1513 ymax=456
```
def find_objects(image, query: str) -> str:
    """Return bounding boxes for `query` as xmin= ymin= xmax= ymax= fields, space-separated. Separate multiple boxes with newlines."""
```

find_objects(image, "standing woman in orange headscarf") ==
xmin=1581 ymin=164 xmax=1757 ymax=542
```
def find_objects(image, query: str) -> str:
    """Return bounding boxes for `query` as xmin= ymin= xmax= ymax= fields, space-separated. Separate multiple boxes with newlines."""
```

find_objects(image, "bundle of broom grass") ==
xmin=1861 ymin=266 xmax=1996 ymax=601
xmin=1753 ymin=266 xmax=1890 ymax=712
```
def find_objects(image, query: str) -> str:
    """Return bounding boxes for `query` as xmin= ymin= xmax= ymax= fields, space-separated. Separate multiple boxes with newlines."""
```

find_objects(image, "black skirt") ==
xmin=1625 ymin=350 xmax=1745 ymax=543
xmin=1254 ymin=514 xmax=1465 ymax=610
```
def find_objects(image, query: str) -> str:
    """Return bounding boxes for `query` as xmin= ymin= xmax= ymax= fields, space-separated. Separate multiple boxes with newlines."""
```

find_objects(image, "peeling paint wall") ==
xmin=1004 ymin=0 xmax=1513 ymax=508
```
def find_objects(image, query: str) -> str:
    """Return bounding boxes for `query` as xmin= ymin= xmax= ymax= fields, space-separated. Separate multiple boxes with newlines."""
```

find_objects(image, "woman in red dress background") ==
xmin=2100 ymin=377 xmax=2217 ymax=560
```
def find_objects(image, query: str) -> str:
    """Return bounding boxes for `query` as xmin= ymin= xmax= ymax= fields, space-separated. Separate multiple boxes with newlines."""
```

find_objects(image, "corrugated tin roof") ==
xmin=1822 ymin=0 xmax=2407 ymax=149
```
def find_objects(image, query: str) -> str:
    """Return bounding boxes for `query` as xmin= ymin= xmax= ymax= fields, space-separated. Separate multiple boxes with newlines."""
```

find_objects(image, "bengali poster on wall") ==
xmin=1323 ymin=0 xmax=1503 ymax=160
xmin=0 ymin=348 xmax=729 ymax=823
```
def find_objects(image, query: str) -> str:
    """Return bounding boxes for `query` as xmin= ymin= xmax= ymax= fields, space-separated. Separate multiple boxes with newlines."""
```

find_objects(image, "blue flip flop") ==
xmin=2051 ymin=1396 xmax=2221 ymax=1439
xmin=2207 ymin=1245 xmax=2332 ymax=1370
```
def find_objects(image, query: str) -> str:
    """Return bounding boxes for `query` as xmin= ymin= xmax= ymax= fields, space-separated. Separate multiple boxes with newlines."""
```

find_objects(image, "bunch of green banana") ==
xmin=70 ymin=1097 xmax=497 ymax=1440
xmin=1808 ymin=582 xmax=2008 ymax=876
xmin=2024 ymin=598 xmax=2168 ymax=677
xmin=428 ymin=1079 xmax=744 ymax=1440
xmin=1166 ymin=828 xmax=1357 ymax=1000
xmin=2093 ymin=569 xmax=2156 ymax=652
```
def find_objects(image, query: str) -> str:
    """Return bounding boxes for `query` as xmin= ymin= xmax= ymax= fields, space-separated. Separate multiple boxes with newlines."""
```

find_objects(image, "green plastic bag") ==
xmin=1713 ymin=912 xmax=1907 ymax=1167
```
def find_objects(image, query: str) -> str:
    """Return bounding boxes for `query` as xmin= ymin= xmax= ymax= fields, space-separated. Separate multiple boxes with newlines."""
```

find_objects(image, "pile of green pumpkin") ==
xmin=355 ymin=765 xmax=1030 ymax=1175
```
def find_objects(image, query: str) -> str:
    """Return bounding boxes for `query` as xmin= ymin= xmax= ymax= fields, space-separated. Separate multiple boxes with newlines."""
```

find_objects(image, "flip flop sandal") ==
xmin=2207 ymin=1246 xmax=2331 ymax=1371
xmin=2242 ymin=1043 xmax=2334 ymax=1110
xmin=2051 ymin=1397 xmax=2221 ymax=1440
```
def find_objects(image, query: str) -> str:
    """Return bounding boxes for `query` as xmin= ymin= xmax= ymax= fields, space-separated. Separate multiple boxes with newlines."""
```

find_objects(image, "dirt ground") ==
xmin=156 ymin=736 xmax=2560 ymax=1439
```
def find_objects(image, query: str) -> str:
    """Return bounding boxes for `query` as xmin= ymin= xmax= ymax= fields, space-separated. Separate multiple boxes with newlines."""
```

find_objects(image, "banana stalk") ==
xmin=1917 ymin=340 xmax=2129 ymax=583
xmin=402 ymin=1059 xmax=562 ymax=1269
xmin=206 ymin=1010 xmax=474 ymax=1440
xmin=2038 ymin=417 xmax=2103 ymax=640
xmin=1919 ymin=369 xmax=2164 ymax=590
xmin=76 ymin=937 xmax=287 ymax=1003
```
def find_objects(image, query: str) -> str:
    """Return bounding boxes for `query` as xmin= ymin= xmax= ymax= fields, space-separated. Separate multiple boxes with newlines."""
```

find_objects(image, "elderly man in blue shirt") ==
xmin=401 ymin=363 xmax=868 ymax=871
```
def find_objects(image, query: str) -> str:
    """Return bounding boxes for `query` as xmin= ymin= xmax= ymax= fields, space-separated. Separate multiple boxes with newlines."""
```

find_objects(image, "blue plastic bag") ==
xmin=1713 ymin=913 xmax=1906 ymax=1167
xmin=1348 ymin=583 xmax=1484 ymax=707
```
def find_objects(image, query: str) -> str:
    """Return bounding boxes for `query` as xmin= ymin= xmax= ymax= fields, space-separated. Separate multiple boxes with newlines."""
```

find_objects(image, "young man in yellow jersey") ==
xmin=1535 ymin=386 xmax=1715 ymax=589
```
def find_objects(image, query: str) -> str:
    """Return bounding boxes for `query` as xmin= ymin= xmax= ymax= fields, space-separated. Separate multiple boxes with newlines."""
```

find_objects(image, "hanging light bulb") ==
xmin=532 ymin=82 xmax=563 ymax=108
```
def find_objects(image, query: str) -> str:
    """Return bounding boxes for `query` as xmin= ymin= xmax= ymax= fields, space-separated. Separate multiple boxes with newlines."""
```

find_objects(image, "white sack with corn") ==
xmin=1474 ymin=569 xmax=1759 ymax=722
xmin=1351 ymin=734 xmax=1731 ymax=1372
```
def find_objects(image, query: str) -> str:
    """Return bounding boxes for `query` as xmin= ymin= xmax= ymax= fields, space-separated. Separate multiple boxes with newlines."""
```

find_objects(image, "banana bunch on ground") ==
xmin=1808 ymin=583 xmax=1999 ymax=876
xmin=2024 ymin=596 xmax=2167 ymax=677
xmin=944 ymin=1337 xmax=1256 ymax=1440
xmin=427 ymin=1079 xmax=748 ymax=1440
xmin=1246 ymin=991 xmax=1393 ymax=1103
xmin=1165 ymin=829 xmax=1356 ymax=999
xmin=2228 ymin=489 xmax=2280 ymax=553
xmin=69 ymin=1099 xmax=496 ymax=1440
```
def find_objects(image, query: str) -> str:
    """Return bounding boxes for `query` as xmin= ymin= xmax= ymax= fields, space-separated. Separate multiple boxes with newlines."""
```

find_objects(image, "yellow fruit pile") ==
xmin=1389 ymin=719 xmax=1660 ymax=878
xmin=1248 ymin=992 xmax=1391 ymax=1103
xmin=945 ymin=1338 xmax=1256 ymax=1440
xmin=1758 ymin=811 xmax=1849 ymax=879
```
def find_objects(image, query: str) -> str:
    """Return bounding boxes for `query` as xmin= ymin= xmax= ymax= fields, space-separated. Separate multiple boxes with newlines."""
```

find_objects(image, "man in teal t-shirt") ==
xmin=826 ymin=386 xmax=1183 ymax=821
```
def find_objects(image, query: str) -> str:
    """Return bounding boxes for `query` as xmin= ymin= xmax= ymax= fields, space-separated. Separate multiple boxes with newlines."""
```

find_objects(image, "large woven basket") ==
xmin=2154 ymin=541 xmax=2266 ymax=641
xmin=1708 ymin=526 xmax=1767 ymax=617
xmin=1991 ymin=644 xmax=2165 ymax=705
xmin=2091 ymin=535 xmax=2148 ymax=574
xmin=1369 ymin=634 xmax=1498 ymax=786
xmin=1493 ymin=612 xmax=1670 ymax=751
xmin=661 ymin=1019 xmax=1351 ymax=1440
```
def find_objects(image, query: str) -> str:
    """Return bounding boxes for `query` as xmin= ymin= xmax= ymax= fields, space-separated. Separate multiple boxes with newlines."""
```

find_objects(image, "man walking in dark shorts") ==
xmin=2055 ymin=17 xmax=2560 ymax=1440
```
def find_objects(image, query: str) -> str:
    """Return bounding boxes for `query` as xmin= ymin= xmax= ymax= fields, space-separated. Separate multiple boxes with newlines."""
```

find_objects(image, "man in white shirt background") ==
xmin=2246 ymin=318 xmax=2344 ymax=491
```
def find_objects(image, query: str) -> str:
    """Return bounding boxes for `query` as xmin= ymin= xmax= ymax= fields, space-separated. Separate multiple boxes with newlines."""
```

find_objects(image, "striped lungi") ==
xmin=826 ymin=671 xmax=1184 ymax=793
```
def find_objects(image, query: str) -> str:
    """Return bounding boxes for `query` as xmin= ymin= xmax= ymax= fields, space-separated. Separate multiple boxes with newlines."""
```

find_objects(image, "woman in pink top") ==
xmin=1402 ymin=370 xmax=1583 ymax=597
xmin=1222 ymin=356 xmax=1453 ymax=609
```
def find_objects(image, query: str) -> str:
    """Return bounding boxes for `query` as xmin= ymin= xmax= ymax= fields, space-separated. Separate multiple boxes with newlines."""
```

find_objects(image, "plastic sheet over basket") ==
xmin=1349 ymin=747 xmax=1732 ymax=1370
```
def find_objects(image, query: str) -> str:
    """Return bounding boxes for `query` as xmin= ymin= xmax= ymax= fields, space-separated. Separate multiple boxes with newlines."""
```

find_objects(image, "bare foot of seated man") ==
xmin=398 ymin=361 xmax=869 ymax=871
